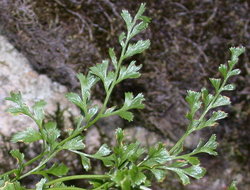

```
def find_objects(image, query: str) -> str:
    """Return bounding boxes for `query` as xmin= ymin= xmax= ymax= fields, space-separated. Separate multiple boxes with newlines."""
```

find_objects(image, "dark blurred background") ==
xmin=0 ymin=0 xmax=249 ymax=189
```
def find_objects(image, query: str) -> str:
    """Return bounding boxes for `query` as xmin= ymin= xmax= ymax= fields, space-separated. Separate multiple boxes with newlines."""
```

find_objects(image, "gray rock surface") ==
xmin=0 ymin=35 xmax=79 ymax=136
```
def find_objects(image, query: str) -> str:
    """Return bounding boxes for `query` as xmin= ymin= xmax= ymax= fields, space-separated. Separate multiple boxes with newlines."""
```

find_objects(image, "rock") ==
xmin=85 ymin=127 xmax=101 ymax=153
xmin=125 ymin=126 xmax=168 ymax=147
xmin=184 ymin=131 xmax=202 ymax=149
xmin=0 ymin=35 xmax=79 ymax=136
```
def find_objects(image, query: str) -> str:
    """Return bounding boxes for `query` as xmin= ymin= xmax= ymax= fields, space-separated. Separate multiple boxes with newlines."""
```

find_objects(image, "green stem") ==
xmin=0 ymin=152 xmax=46 ymax=178
xmin=58 ymin=17 xmax=134 ymax=142
xmin=0 ymin=170 xmax=15 ymax=179
xmin=14 ymin=19 xmax=134 ymax=181
xmin=47 ymin=188 xmax=85 ymax=190
xmin=55 ymin=26 xmax=133 ymax=144
xmin=25 ymin=151 xmax=47 ymax=167
xmin=19 ymin=150 xmax=59 ymax=179
xmin=84 ymin=22 xmax=132 ymax=130
xmin=169 ymin=132 xmax=189 ymax=155
xmin=93 ymin=182 xmax=115 ymax=190
xmin=28 ymin=187 xmax=85 ymax=190
xmin=169 ymin=67 xmax=232 ymax=155
xmin=45 ymin=175 xmax=110 ymax=186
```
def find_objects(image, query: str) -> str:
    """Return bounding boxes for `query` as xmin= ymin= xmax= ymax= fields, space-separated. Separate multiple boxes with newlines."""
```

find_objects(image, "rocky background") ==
xmin=0 ymin=0 xmax=249 ymax=189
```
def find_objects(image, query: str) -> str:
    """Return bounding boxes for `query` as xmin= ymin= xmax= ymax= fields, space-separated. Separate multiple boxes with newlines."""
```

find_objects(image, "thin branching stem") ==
xmin=169 ymin=60 xmax=234 ymax=155
xmin=0 ymin=151 xmax=46 ymax=178
xmin=45 ymin=174 xmax=110 ymax=186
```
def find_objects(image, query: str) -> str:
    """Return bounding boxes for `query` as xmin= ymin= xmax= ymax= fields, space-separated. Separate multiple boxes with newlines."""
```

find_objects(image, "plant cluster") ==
xmin=0 ymin=4 xmax=245 ymax=190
